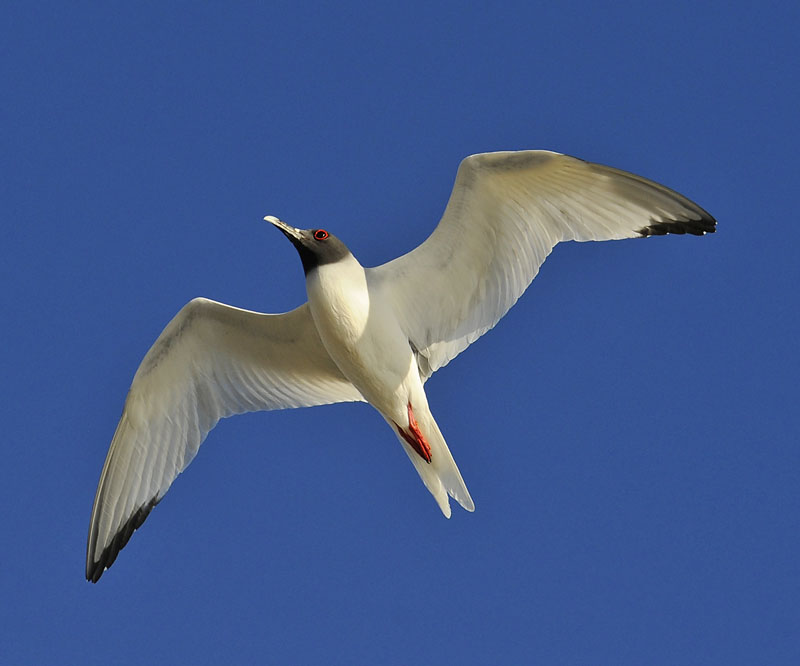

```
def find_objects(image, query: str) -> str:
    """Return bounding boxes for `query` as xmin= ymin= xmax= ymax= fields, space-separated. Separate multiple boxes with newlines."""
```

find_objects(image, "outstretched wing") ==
xmin=368 ymin=150 xmax=715 ymax=379
xmin=87 ymin=297 xmax=363 ymax=582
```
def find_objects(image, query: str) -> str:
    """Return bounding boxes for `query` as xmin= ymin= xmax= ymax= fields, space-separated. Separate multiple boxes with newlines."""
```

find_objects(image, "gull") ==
xmin=86 ymin=150 xmax=715 ymax=582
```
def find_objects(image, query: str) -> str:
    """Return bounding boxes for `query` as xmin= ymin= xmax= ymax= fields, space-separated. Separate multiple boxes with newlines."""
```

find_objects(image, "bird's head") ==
xmin=264 ymin=215 xmax=352 ymax=274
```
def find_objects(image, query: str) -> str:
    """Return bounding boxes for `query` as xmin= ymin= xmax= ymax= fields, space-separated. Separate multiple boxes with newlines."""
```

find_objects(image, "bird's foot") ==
xmin=395 ymin=402 xmax=432 ymax=464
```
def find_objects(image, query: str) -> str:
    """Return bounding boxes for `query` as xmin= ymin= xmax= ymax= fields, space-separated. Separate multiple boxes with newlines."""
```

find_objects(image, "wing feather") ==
xmin=368 ymin=150 xmax=715 ymax=379
xmin=87 ymin=297 xmax=363 ymax=581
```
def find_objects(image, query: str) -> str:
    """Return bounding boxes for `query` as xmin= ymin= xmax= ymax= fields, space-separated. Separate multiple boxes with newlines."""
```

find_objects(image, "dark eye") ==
xmin=313 ymin=229 xmax=329 ymax=241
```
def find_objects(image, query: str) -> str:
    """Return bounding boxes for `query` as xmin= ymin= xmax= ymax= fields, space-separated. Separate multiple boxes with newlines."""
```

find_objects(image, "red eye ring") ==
xmin=313 ymin=229 xmax=329 ymax=241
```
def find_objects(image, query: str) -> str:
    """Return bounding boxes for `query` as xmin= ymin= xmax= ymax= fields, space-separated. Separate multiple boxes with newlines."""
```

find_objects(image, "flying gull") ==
xmin=86 ymin=150 xmax=715 ymax=582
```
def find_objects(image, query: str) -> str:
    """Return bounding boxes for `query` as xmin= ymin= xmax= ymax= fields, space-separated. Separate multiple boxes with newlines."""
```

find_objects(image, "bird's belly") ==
xmin=307 ymin=275 xmax=414 ymax=417
xmin=319 ymin=308 xmax=413 ymax=409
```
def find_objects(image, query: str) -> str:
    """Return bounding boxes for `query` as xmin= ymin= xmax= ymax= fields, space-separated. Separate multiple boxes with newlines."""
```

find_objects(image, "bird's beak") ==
xmin=264 ymin=215 xmax=303 ymax=241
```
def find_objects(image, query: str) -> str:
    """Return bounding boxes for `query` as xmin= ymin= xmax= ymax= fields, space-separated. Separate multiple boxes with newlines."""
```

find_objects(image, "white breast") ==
xmin=305 ymin=256 xmax=416 ymax=412
xmin=306 ymin=256 xmax=371 ymax=350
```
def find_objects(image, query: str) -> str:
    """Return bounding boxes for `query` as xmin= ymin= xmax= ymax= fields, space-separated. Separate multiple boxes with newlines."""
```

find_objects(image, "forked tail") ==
xmin=389 ymin=403 xmax=474 ymax=517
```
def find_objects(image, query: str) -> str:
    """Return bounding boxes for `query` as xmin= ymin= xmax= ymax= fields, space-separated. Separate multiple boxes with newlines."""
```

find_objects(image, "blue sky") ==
xmin=2 ymin=1 xmax=798 ymax=664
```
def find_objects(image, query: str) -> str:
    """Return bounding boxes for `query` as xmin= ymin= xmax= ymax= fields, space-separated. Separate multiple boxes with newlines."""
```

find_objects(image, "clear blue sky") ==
xmin=2 ymin=2 xmax=798 ymax=664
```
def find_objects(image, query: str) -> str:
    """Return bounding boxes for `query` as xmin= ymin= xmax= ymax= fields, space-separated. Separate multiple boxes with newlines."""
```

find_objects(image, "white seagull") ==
xmin=86 ymin=150 xmax=715 ymax=582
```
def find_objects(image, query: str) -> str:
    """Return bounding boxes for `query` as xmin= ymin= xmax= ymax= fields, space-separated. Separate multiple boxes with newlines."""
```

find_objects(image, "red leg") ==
xmin=394 ymin=402 xmax=432 ymax=463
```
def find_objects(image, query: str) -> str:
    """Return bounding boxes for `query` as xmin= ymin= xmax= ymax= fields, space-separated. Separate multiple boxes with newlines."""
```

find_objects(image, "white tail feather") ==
xmin=386 ymin=412 xmax=475 ymax=517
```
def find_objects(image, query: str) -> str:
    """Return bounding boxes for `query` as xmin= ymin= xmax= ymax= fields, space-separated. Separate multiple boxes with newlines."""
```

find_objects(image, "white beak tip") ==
xmin=263 ymin=215 xmax=282 ymax=224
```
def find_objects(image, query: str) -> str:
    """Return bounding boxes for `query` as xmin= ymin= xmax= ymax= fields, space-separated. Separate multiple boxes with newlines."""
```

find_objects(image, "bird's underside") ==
xmin=86 ymin=149 xmax=715 ymax=582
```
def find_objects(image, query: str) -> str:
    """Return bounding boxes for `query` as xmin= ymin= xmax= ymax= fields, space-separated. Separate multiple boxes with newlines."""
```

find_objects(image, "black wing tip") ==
xmin=86 ymin=497 xmax=159 ymax=583
xmin=637 ymin=212 xmax=717 ymax=237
